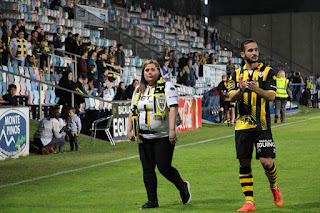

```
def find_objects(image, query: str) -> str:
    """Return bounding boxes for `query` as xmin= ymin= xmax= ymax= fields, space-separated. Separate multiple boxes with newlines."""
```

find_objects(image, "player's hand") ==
xmin=247 ymin=77 xmax=258 ymax=92
xmin=169 ymin=131 xmax=178 ymax=144
xmin=239 ymin=76 xmax=249 ymax=92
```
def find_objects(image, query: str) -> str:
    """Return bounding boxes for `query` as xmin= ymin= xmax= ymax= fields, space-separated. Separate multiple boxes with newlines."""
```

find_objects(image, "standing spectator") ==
xmin=211 ymin=28 xmax=219 ymax=50
xmin=94 ymin=46 xmax=101 ymax=54
xmin=35 ymin=26 xmax=43 ymax=42
xmin=161 ymin=59 xmax=173 ymax=82
xmin=182 ymin=60 xmax=196 ymax=87
xmin=178 ymin=53 xmax=188 ymax=72
xmin=0 ymin=19 xmax=3 ymax=40
xmin=126 ymin=79 xmax=139 ymax=100
xmin=204 ymin=25 xmax=209 ymax=48
xmin=31 ymin=30 xmax=40 ymax=56
xmin=193 ymin=52 xmax=199 ymax=66
xmin=170 ymin=50 xmax=178 ymax=76
xmin=115 ymin=43 xmax=125 ymax=67
xmin=207 ymin=53 xmax=218 ymax=64
xmin=199 ymin=52 xmax=209 ymax=65
xmin=67 ymin=107 xmax=82 ymax=152
xmin=9 ymin=31 xmax=27 ymax=67
xmin=56 ymin=71 xmax=76 ymax=119
xmin=103 ymin=81 xmax=115 ymax=112
xmin=2 ymin=84 xmax=18 ymax=106
xmin=292 ymin=72 xmax=304 ymax=102
xmin=65 ymin=32 xmax=73 ymax=54
xmin=304 ymin=77 xmax=312 ymax=107
xmin=77 ymin=49 xmax=89 ymax=77
xmin=163 ymin=48 xmax=170 ymax=60
xmin=96 ymin=51 xmax=105 ymax=75
xmin=87 ymin=50 xmax=97 ymax=70
xmin=11 ymin=25 xmax=19 ymax=39
xmin=192 ymin=60 xmax=199 ymax=79
xmin=289 ymin=71 xmax=295 ymax=82
xmin=25 ymin=34 xmax=34 ymax=67
xmin=34 ymin=108 xmax=66 ymax=154
xmin=316 ymin=74 xmax=320 ymax=90
xmin=275 ymin=71 xmax=289 ymax=123
xmin=72 ymin=33 xmax=82 ymax=55
xmin=227 ymin=58 xmax=236 ymax=74
xmin=53 ymin=27 xmax=64 ymax=56
xmin=1 ymin=29 xmax=12 ymax=66
xmin=1 ymin=19 xmax=10 ymax=35
xmin=108 ymin=45 xmax=116 ymax=61
xmin=17 ymin=19 xmax=26 ymax=35
xmin=114 ymin=82 xmax=128 ymax=100
xmin=40 ymin=34 xmax=50 ymax=72
xmin=88 ymin=65 xmax=98 ymax=87
xmin=217 ymin=75 xmax=232 ymax=125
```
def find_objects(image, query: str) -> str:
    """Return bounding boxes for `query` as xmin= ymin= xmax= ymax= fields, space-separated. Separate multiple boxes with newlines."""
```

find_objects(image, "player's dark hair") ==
xmin=240 ymin=39 xmax=255 ymax=52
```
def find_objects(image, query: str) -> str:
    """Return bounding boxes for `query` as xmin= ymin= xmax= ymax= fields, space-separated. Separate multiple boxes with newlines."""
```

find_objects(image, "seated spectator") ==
xmin=77 ymin=49 xmax=89 ymax=77
xmin=103 ymin=81 xmax=115 ymax=112
xmin=33 ymin=108 xmax=66 ymax=154
xmin=107 ymin=56 xmax=119 ymax=82
xmin=98 ymin=67 xmax=110 ymax=94
xmin=114 ymin=82 xmax=128 ymax=100
xmin=126 ymin=79 xmax=139 ymax=100
xmin=2 ymin=84 xmax=18 ymax=106
xmin=161 ymin=59 xmax=173 ymax=81
xmin=178 ymin=60 xmax=192 ymax=86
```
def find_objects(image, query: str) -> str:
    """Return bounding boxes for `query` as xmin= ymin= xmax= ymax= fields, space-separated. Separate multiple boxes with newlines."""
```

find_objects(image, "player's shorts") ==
xmin=220 ymin=101 xmax=231 ymax=109
xmin=235 ymin=130 xmax=276 ymax=159
xmin=230 ymin=102 xmax=236 ymax=107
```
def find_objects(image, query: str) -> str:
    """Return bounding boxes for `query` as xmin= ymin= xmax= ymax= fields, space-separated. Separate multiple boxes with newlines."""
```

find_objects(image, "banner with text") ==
xmin=203 ymin=64 xmax=227 ymax=86
xmin=112 ymin=102 xmax=130 ymax=141
xmin=0 ymin=107 xmax=29 ymax=160
xmin=177 ymin=97 xmax=202 ymax=132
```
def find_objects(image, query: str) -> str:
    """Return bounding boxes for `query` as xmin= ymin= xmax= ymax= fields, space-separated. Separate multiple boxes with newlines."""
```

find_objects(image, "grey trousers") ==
xmin=275 ymin=97 xmax=287 ymax=122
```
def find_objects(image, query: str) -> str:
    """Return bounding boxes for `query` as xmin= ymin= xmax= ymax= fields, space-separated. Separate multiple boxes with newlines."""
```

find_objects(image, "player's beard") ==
xmin=244 ymin=55 xmax=258 ymax=64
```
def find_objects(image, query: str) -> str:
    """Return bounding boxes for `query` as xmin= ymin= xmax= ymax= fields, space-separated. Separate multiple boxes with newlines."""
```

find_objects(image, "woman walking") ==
xmin=127 ymin=59 xmax=191 ymax=209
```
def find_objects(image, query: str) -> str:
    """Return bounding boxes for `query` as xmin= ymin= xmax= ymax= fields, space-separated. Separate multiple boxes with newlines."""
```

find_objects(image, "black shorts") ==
xmin=235 ymin=130 xmax=276 ymax=159
xmin=220 ymin=101 xmax=231 ymax=109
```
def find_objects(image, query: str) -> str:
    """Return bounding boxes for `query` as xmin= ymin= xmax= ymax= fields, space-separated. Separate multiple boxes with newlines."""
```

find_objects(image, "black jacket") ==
xmin=115 ymin=50 xmax=125 ymax=67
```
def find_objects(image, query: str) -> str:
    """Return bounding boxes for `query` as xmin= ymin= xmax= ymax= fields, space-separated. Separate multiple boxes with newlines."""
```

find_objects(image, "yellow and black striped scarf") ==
xmin=16 ymin=37 xmax=27 ymax=57
xmin=131 ymin=78 xmax=167 ymax=143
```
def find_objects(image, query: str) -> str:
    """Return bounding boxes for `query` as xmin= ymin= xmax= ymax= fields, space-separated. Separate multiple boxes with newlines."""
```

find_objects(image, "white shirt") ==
xmin=131 ymin=81 xmax=178 ymax=139
xmin=26 ymin=41 xmax=32 ymax=56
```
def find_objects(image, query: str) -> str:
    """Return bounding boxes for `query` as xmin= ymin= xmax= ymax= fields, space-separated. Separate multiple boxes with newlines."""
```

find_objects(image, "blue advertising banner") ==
xmin=0 ymin=107 xmax=29 ymax=160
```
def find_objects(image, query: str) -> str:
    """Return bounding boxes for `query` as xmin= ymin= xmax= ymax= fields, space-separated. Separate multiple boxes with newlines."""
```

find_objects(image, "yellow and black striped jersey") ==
xmin=229 ymin=63 xmax=277 ymax=131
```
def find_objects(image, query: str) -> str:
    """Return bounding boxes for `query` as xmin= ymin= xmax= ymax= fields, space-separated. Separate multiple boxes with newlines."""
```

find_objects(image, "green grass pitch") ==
xmin=0 ymin=106 xmax=319 ymax=212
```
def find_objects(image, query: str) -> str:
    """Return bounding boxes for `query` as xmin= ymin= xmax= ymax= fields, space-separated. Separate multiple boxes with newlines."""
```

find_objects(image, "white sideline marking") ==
xmin=1 ymin=116 xmax=319 ymax=189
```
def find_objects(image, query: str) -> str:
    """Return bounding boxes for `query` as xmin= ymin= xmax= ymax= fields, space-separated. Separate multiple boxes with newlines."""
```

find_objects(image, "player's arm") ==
xmin=247 ymin=69 xmax=277 ymax=101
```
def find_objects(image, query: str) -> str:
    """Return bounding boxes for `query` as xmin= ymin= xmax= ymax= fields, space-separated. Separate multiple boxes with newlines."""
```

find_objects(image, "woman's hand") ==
xmin=169 ymin=130 xmax=177 ymax=144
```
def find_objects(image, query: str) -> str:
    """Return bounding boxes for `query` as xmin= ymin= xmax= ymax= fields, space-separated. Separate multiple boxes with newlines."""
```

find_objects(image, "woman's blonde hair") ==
xmin=137 ymin=59 xmax=161 ymax=94
xmin=277 ymin=70 xmax=286 ymax=78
